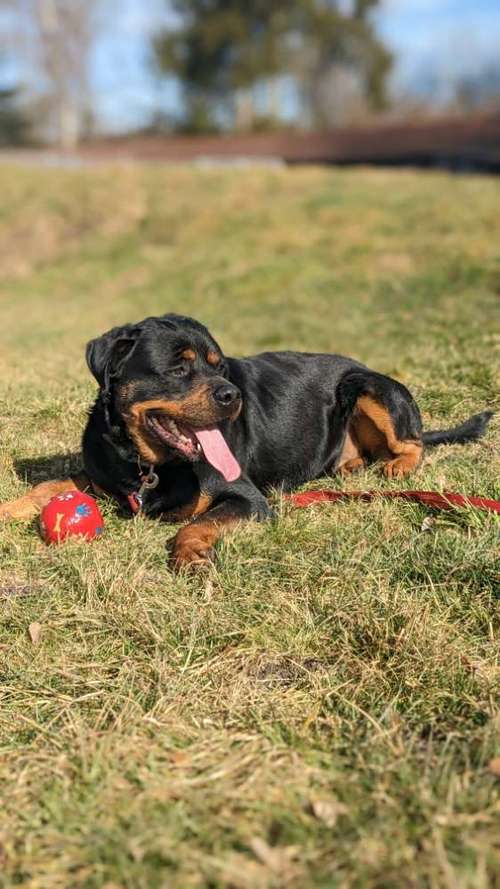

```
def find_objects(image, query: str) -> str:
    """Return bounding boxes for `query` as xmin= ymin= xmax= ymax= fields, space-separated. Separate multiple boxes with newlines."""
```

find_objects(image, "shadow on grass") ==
xmin=14 ymin=452 xmax=83 ymax=485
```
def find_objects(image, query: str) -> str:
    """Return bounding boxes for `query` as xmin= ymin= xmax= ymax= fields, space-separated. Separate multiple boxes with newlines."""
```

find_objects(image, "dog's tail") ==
xmin=422 ymin=410 xmax=493 ymax=447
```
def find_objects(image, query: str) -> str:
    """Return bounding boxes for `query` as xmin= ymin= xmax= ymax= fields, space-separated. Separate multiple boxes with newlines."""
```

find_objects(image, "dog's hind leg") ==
xmin=353 ymin=394 xmax=423 ymax=478
xmin=335 ymin=371 xmax=423 ymax=479
xmin=0 ymin=473 xmax=89 ymax=522
xmin=336 ymin=427 xmax=367 ymax=475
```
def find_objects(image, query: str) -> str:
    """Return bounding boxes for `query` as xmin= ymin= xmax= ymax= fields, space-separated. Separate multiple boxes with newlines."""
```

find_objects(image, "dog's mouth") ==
xmin=147 ymin=413 xmax=199 ymax=458
xmin=146 ymin=412 xmax=240 ymax=482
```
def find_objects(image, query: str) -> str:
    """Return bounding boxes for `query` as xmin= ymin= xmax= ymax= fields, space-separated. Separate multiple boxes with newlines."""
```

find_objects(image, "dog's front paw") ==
xmin=0 ymin=497 xmax=37 ymax=521
xmin=168 ymin=523 xmax=216 ymax=571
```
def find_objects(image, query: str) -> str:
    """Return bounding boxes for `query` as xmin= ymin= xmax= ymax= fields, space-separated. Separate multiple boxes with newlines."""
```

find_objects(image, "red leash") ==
xmin=286 ymin=489 xmax=500 ymax=514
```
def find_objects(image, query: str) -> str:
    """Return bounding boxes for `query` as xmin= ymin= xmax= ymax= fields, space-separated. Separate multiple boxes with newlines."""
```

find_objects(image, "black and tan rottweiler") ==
xmin=0 ymin=313 xmax=492 ymax=568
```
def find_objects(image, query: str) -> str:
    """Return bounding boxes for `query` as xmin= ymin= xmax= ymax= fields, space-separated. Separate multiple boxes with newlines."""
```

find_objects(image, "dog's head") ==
xmin=86 ymin=314 xmax=241 ymax=480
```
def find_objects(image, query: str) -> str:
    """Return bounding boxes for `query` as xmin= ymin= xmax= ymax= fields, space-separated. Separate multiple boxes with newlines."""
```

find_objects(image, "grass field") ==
xmin=0 ymin=162 xmax=499 ymax=888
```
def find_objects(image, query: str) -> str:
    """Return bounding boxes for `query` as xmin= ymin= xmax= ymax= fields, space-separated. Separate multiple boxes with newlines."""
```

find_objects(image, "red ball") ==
xmin=40 ymin=491 xmax=104 ymax=544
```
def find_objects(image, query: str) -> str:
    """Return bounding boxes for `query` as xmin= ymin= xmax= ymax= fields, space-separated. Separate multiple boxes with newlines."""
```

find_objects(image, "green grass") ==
xmin=0 ymin=162 xmax=499 ymax=888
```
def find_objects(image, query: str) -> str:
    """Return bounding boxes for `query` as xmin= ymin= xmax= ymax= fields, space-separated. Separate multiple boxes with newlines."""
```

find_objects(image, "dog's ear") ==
xmin=86 ymin=324 xmax=140 ymax=389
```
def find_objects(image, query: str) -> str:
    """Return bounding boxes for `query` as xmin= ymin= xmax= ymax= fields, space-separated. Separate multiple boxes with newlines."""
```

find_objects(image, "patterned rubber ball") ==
xmin=40 ymin=491 xmax=104 ymax=544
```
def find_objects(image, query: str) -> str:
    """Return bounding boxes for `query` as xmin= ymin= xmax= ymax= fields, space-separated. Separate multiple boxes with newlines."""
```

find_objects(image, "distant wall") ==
xmin=75 ymin=113 xmax=500 ymax=172
xmin=4 ymin=113 xmax=499 ymax=172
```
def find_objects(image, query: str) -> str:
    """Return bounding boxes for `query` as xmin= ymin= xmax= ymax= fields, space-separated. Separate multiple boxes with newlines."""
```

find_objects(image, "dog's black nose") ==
xmin=213 ymin=383 xmax=241 ymax=406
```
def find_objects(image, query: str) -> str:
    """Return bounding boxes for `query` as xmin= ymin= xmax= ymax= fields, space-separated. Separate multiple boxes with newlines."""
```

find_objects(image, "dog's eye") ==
xmin=171 ymin=363 xmax=189 ymax=377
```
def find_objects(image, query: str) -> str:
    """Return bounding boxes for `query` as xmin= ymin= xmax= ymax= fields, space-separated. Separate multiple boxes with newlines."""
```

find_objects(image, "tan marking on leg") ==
xmin=171 ymin=514 xmax=239 ymax=570
xmin=171 ymin=522 xmax=219 ymax=570
xmin=0 ymin=473 xmax=89 ymax=522
xmin=353 ymin=411 xmax=391 ymax=459
xmin=163 ymin=492 xmax=212 ymax=523
xmin=383 ymin=451 xmax=422 ymax=478
xmin=337 ymin=426 xmax=366 ymax=475
xmin=354 ymin=395 xmax=423 ymax=478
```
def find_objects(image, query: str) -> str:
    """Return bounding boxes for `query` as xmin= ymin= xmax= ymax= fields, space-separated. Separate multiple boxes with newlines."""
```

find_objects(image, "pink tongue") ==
xmin=194 ymin=428 xmax=241 ymax=482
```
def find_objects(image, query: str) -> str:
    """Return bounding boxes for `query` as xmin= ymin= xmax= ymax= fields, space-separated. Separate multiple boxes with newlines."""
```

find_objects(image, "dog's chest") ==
xmin=144 ymin=465 xmax=207 ymax=521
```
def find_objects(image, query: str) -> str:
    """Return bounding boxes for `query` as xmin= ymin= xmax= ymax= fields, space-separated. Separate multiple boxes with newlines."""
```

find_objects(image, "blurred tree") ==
xmin=0 ymin=87 xmax=32 ymax=145
xmin=290 ymin=0 xmax=392 ymax=127
xmin=19 ymin=0 xmax=96 ymax=148
xmin=153 ymin=1 xmax=288 ymax=131
xmin=153 ymin=0 xmax=392 ymax=131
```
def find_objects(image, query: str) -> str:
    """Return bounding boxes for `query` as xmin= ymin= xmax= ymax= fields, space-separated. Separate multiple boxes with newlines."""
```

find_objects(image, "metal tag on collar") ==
xmin=138 ymin=464 xmax=159 ymax=497
xmin=129 ymin=464 xmax=159 ymax=514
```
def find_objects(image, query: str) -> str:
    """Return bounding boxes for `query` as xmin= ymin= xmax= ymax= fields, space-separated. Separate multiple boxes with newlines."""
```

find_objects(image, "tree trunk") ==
xmin=235 ymin=90 xmax=255 ymax=131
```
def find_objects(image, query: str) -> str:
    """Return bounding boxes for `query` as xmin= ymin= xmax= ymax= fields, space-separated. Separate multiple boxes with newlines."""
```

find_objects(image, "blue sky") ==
xmin=2 ymin=0 xmax=500 ymax=132
xmin=375 ymin=0 xmax=500 ymax=102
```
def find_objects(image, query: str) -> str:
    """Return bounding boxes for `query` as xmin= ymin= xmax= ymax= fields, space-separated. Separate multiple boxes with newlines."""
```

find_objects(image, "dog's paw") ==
xmin=0 ymin=497 xmax=37 ymax=521
xmin=168 ymin=524 xmax=216 ymax=571
xmin=339 ymin=457 xmax=366 ymax=476
xmin=383 ymin=455 xmax=417 ymax=479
